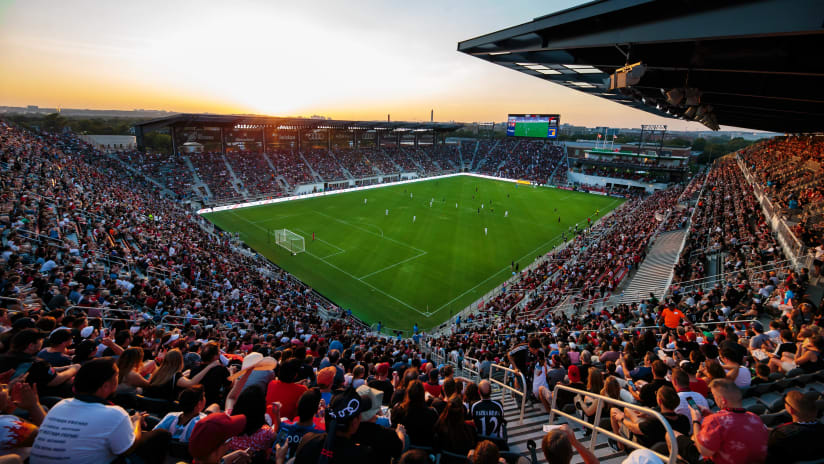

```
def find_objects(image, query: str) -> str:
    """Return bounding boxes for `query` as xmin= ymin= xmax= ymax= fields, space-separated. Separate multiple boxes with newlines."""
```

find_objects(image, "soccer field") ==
xmin=202 ymin=176 xmax=622 ymax=331
xmin=513 ymin=121 xmax=549 ymax=137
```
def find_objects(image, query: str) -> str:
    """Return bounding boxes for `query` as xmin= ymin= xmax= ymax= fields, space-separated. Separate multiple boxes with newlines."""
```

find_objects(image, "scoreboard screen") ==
xmin=506 ymin=114 xmax=560 ymax=139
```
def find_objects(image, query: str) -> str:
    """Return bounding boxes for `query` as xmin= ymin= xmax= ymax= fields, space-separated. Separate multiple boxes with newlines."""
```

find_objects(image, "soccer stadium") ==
xmin=1 ymin=1 xmax=823 ymax=464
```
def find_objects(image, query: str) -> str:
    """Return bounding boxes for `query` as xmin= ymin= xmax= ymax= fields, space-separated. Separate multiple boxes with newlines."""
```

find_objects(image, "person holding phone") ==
xmin=671 ymin=368 xmax=708 ymax=425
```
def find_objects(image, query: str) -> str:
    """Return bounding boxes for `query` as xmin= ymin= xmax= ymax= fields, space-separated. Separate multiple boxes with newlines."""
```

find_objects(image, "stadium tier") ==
xmin=2 ymin=117 xmax=824 ymax=464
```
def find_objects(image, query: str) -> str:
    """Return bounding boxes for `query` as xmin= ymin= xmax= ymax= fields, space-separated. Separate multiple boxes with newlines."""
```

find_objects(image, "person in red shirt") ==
xmin=265 ymin=358 xmax=308 ymax=420
xmin=685 ymin=378 xmax=768 ymax=464
xmin=423 ymin=369 xmax=442 ymax=398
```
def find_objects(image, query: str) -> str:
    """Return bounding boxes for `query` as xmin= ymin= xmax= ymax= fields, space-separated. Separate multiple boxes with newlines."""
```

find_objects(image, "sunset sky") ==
xmin=1 ymin=0 xmax=716 ymax=129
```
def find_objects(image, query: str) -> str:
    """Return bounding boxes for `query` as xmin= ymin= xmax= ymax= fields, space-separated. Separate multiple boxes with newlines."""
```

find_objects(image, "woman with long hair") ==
xmin=391 ymin=380 xmax=438 ymax=447
xmin=463 ymin=382 xmax=481 ymax=410
xmin=116 ymin=347 xmax=151 ymax=394
xmin=435 ymin=395 xmax=477 ymax=460
xmin=226 ymin=386 xmax=276 ymax=455
xmin=579 ymin=368 xmax=605 ymax=422
xmin=142 ymin=348 xmax=221 ymax=401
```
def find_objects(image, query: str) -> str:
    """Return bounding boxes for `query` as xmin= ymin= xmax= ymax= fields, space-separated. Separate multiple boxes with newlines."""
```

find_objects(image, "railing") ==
xmin=548 ymin=385 xmax=678 ymax=464
xmin=669 ymin=255 xmax=807 ymax=295
xmin=488 ymin=363 xmax=526 ymax=425
xmin=461 ymin=356 xmax=480 ymax=379
xmin=160 ymin=314 xmax=209 ymax=328
xmin=736 ymin=155 xmax=807 ymax=258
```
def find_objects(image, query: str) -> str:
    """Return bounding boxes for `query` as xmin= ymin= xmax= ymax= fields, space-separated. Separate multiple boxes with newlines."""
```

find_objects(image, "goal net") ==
xmin=273 ymin=229 xmax=305 ymax=254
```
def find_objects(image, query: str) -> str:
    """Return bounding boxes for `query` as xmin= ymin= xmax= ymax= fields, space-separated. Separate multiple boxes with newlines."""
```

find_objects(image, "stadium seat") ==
xmin=760 ymin=410 xmax=791 ymax=427
xmin=135 ymin=395 xmax=177 ymax=417
xmin=745 ymin=403 xmax=766 ymax=415
xmin=168 ymin=439 xmax=192 ymax=460
xmin=786 ymin=368 xmax=806 ymax=378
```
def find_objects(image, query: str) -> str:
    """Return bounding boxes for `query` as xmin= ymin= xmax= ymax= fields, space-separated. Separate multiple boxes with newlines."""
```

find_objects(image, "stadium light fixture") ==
xmin=489 ymin=51 xmax=510 ymax=55
xmin=536 ymin=69 xmax=562 ymax=75
xmin=563 ymin=64 xmax=601 ymax=74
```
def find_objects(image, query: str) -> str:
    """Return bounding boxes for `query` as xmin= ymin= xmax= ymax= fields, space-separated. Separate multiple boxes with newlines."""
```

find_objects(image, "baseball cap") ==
xmin=567 ymin=365 xmax=581 ymax=383
xmin=376 ymin=362 xmax=390 ymax=376
xmin=188 ymin=413 xmax=246 ymax=460
xmin=325 ymin=388 xmax=370 ymax=429
xmin=316 ymin=366 xmax=337 ymax=388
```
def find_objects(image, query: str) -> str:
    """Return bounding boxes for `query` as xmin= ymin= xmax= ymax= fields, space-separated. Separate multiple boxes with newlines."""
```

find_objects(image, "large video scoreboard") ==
xmin=506 ymin=114 xmax=560 ymax=139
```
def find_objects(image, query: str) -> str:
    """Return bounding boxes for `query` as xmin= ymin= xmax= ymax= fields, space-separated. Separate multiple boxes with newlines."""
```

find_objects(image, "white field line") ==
xmin=429 ymin=230 xmax=567 ymax=316
xmin=358 ymin=251 xmax=428 ymax=280
xmin=228 ymin=211 xmax=427 ymax=316
xmin=311 ymin=210 xmax=425 ymax=253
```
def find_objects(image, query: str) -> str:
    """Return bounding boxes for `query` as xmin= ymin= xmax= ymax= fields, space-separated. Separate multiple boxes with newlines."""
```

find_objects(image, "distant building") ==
xmin=79 ymin=135 xmax=136 ymax=152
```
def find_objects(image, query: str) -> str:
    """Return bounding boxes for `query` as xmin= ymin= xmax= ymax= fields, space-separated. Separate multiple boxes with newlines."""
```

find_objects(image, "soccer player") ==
xmin=504 ymin=210 xmax=508 ymax=218
xmin=455 ymin=203 xmax=458 ymax=208
xmin=413 ymin=215 xmax=416 ymax=223
xmin=481 ymin=203 xmax=484 ymax=209
xmin=410 ymin=193 xmax=413 ymax=199
xmin=484 ymin=227 xmax=487 ymax=236
xmin=385 ymin=209 xmax=389 ymax=216
xmin=558 ymin=216 xmax=561 ymax=223
xmin=364 ymin=198 xmax=367 ymax=205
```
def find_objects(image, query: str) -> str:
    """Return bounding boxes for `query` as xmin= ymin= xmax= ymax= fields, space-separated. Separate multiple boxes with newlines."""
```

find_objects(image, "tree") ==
xmin=42 ymin=113 xmax=67 ymax=132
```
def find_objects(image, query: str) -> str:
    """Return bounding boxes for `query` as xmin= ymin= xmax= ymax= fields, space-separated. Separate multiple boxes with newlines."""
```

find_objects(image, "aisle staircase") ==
xmin=615 ymin=229 xmax=686 ymax=305
xmin=488 ymin=386 xmax=634 ymax=463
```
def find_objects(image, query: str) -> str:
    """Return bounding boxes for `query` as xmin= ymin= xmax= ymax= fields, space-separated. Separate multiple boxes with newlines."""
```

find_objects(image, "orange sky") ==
xmin=0 ymin=0 xmax=719 ymax=130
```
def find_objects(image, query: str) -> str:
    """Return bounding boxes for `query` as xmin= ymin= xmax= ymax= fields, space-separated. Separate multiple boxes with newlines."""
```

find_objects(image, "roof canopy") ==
xmin=458 ymin=0 xmax=824 ymax=133
xmin=134 ymin=113 xmax=462 ymax=133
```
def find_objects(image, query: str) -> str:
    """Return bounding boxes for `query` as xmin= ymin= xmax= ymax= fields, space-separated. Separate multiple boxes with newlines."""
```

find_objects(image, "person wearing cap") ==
xmin=188 ymin=412 xmax=252 ymax=464
xmin=352 ymin=385 xmax=404 ymax=464
xmin=766 ymin=390 xmax=824 ymax=463
xmin=553 ymin=365 xmax=585 ymax=411
xmin=294 ymin=388 xmax=374 ymax=464
xmin=36 ymin=329 xmax=73 ymax=367
xmin=30 ymin=357 xmax=171 ymax=464
xmin=367 ymin=362 xmax=394 ymax=406
xmin=316 ymin=366 xmax=337 ymax=405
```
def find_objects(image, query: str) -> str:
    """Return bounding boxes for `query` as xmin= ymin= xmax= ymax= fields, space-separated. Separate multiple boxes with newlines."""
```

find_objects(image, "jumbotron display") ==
xmin=506 ymin=114 xmax=560 ymax=138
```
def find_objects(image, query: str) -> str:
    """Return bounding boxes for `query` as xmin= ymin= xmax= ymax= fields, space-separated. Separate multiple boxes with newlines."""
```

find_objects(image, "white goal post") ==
xmin=273 ymin=229 xmax=305 ymax=254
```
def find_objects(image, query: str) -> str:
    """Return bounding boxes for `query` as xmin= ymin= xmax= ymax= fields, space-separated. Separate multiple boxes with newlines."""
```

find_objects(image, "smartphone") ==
xmin=686 ymin=397 xmax=698 ymax=409
xmin=543 ymin=424 xmax=562 ymax=433
xmin=627 ymin=380 xmax=636 ymax=390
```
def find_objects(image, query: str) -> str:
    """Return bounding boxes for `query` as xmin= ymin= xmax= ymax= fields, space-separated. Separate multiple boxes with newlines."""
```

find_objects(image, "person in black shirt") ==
xmin=367 ymin=363 xmax=394 ymax=406
xmin=295 ymin=387 xmax=374 ymax=464
xmin=611 ymin=386 xmax=689 ymax=449
xmin=632 ymin=360 xmax=673 ymax=408
xmin=390 ymin=380 xmax=438 ymax=447
xmin=470 ymin=380 xmax=505 ymax=438
xmin=767 ymin=391 xmax=824 ymax=463
xmin=352 ymin=385 xmax=404 ymax=464
xmin=0 ymin=329 xmax=78 ymax=397
xmin=188 ymin=342 xmax=231 ymax=406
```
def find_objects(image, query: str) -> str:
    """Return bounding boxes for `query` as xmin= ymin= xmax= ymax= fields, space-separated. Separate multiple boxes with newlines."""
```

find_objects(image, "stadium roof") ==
xmin=134 ymin=113 xmax=462 ymax=133
xmin=458 ymin=0 xmax=824 ymax=133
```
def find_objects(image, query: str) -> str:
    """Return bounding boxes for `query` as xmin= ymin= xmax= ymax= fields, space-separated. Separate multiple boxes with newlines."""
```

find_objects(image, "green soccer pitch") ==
xmin=201 ymin=176 xmax=622 ymax=331
xmin=513 ymin=121 xmax=549 ymax=137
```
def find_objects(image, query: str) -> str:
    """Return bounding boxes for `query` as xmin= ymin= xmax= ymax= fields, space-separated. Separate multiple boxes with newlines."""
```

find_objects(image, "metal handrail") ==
xmin=548 ymin=384 xmax=678 ymax=464
xmin=488 ymin=363 xmax=526 ymax=425
xmin=461 ymin=356 xmax=480 ymax=379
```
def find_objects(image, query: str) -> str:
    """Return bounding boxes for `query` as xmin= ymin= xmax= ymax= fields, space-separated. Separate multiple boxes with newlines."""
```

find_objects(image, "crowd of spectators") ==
xmin=188 ymin=152 xmax=239 ymax=199
xmin=672 ymin=157 xmax=781 ymax=286
xmin=302 ymin=149 xmax=347 ymax=181
xmin=1 ymin=122 xmax=822 ymax=464
xmin=331 ymin=149 xmax=376 ymax=178
xmin=740 ymin=136 xmax=824 ymax=248
xmin=224 ymin=152 xmax=283 ymax=197
xmin=268 ymin=149 xmax=316 ymax=188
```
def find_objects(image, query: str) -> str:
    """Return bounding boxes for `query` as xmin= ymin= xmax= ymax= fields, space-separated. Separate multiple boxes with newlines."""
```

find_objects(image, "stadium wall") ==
xmin=196 ymin=172 xmax=526 ymax=215
xmin=567 ymin=171 xmax=666 ymax=193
